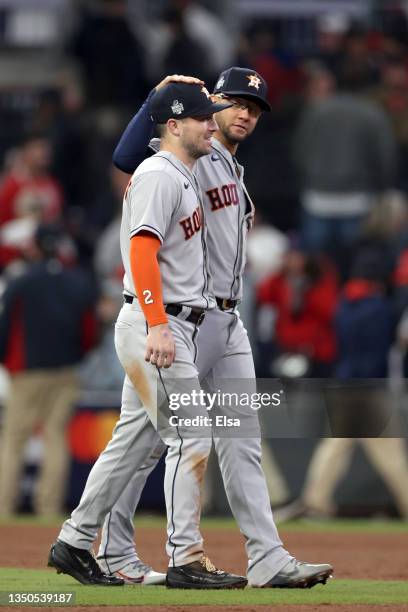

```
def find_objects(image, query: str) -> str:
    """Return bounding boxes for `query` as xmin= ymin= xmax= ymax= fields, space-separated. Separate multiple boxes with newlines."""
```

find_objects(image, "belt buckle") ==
xmin=222 ymin=299 xmax=230 ymax=310
xmin=197 ymin=311 xmax=205 ymax=326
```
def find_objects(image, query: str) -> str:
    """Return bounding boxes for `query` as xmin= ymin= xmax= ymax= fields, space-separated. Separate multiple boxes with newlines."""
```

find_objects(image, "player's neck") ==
xmin=213 ymin=132 xmax=238 ymax=156
xmin=160 ymin=142 xmax=196 ymax=170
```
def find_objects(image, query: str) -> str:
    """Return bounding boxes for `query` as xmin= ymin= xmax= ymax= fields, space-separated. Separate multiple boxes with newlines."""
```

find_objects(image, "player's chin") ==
xmin=229 ymin=127 xmax=248 ymax=142
xmin=201 ymin=139 xmax=213 ymax=154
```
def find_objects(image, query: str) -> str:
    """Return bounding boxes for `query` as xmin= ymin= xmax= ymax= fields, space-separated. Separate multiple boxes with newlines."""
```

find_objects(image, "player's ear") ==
xmin=167 ymin=118 xmax=180 ymax=137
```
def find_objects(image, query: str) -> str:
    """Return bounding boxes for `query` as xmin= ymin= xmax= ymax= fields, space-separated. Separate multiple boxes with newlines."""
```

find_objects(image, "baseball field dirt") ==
xmin=0 ymin=517 xmax=407 ymax=610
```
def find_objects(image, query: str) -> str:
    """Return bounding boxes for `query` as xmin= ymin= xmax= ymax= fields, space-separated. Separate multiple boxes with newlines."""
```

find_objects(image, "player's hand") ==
xmin=145 ymin=323 xmax=176 ymax=368
xmin=155 ymin=74 xmax=204 ymax=92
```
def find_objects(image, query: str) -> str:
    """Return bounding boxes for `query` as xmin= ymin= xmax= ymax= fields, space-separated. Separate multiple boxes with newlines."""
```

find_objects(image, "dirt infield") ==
xmin=1 ymin=524 xmax=407 ymax=581
xmin=1 ymin=524 xmax=407 ymax=610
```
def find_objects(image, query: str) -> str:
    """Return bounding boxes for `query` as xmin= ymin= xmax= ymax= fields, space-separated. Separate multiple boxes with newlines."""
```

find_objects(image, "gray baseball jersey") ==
xmin=121 ymin=151 xmax=215 ymax=309
xmin=196 ymin=138 xmax=254 ymax=301
xmin=146 ymin=138 xmax=254 ymax=302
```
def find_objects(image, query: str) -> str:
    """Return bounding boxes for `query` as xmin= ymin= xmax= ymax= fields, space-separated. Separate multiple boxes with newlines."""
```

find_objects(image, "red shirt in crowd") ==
xmin=0 ymin=172 xmax=63 ymax=267
xmin=257 ymin=261 xmax=338 ymax=363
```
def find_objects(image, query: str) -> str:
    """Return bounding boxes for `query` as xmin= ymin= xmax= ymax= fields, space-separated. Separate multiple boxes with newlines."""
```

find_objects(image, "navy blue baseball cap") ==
xmin=150 ymin=82 xmax=232 ymax=123
xmin=213 ymin=67 xmax=271 ymax=111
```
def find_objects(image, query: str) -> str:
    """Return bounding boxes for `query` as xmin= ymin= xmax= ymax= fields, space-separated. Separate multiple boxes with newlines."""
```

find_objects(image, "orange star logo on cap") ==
xmin=247 ymin=74 xmax=261 ymax=90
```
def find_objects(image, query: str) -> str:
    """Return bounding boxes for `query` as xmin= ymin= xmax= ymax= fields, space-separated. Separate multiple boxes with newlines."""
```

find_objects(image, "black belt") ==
xmin=216 ymin=297 xmax=238 ymax=311
xmin=124 ymin=295 xmax=205 ymax=326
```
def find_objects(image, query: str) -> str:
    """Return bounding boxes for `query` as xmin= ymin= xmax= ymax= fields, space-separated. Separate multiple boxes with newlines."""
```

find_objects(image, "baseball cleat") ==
xmin=261 ymin=558 xmax=333 ymax=589
xmin=48 ymin=540 xmax=124 ymax=586
xmin=98 ymin=558 xmax=166 ymax=585
xmin=166 ymin=554 xmax=247 ymax=589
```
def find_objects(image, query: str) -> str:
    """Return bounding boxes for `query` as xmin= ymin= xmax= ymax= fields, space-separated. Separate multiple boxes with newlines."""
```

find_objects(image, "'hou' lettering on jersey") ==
xmin=179 ymin=205 xmax=202 ymax=240
xmin=206 ymin=184 xmax=239 ymax=211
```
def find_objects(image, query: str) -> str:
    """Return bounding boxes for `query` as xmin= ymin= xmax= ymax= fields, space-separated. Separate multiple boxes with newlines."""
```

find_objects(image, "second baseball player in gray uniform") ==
xmin=97 ymin=68 xmax=333 ymax=588
xmin=48 ymin=83 xmax=249 ymax=589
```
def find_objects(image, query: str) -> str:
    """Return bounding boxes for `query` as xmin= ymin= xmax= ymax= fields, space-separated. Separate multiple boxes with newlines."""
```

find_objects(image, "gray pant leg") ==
xmin=206 ymin=313 xmax=291 ymax=585
xmin=97 ymin=437 xmax=166 ymax=571
xmin=60 ymin=305 xmax=211 ymax=567
xmin=59 ymin=376 xmax=160 ymax=549
xmin=214 ymin=434 xmax=290 ymax=585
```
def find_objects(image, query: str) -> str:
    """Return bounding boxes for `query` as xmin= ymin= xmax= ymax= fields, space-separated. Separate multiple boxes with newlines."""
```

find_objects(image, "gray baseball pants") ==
xmin=59 ymin=300 xmax=212 ymax=566
xmin=97 ymin=307 xmax=291 ymax=585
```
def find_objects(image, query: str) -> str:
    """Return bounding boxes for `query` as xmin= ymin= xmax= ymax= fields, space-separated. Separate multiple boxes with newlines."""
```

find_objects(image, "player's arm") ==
xmin=130 ymin=232 xmax=175 ymax=368
xmin=113 ymin=75 xmax=204 ymax=174
xmin=112 ymin=90 xmax=155 ymax=173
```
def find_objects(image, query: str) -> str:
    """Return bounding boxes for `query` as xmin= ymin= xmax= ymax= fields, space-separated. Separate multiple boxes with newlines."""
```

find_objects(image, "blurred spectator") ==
xmin=294 ymin=66 xmax=397 ymax=278
xmin=246 ymin=222 xmax=289 ymax=283
xmin=0 ymin=224 xmax=97 ymax=515
xmin=93 ymin=166 xmax=128 ymax=281
xmin=380 ymin=4 xmax=408 ymax=61
xmin=171 ymin=0 xmax=234 ymax=77
xmin=69 ymin=0 xmax=148 ymax=109
xmin=31 ymin=78 xmax=90 ymax=213
xmin=79 ymin=167 xmax=128 ymax=391
xmin=275 ymin=249 xmax=408 ymax=521
xmin=393 ymin=247 xmax=408 ymax=321
xmin=315 ymin=13 xmax=349 ymax=76
xmin=0 ymin=132 xmax=63 ymax=270
xmin=368 ymin=58 xmax=408 ymax=191
xmin=336 ymin=24 xmax=379 ymax=91
xmin=244 ymin=21 xmax=304 ymax=110
xmin=129 ymin=0 xmax=234 ymax=83
xmin=0 ymin=0 xmax=75 ymax=49
xmin=392 ymin=239 xmax=408 ymax=378
xmin=397 ymin=304 xmax=408 ymax=380
xmin=161 ymin=7 xmax=212 ymax=83
xmin=256 ymin=250 xmax=338 ymax=378
xmin=79 ymin=280 xmax=124 ymax=391
xmin=277 ymin=435 xmax=408 ymax=520
xmin=336 ymin=249 xmax=393 ymax=379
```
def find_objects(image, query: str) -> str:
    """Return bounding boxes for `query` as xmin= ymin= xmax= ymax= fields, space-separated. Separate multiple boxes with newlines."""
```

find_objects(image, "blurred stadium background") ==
xmin=0 ymin=0 xmax=407 ymax=520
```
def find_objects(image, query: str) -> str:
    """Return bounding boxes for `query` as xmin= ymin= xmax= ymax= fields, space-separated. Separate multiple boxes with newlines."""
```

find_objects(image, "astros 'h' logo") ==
xmin=247 ymin=74 xmax=261 ymax=90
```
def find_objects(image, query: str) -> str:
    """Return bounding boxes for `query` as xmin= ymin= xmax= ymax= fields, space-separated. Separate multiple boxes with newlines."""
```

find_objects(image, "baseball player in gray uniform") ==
xmin=96 ymin=68 xmax=333 ymax=589
xmin=48 ymin=83 xmax=248 ymax=589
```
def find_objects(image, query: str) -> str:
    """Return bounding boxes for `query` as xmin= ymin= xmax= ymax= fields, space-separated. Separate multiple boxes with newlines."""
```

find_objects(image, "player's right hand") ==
xmin=145 ymin=323 xmax=176 ymax=369
xmin=155 ymin=74 xmax=204 ymax=92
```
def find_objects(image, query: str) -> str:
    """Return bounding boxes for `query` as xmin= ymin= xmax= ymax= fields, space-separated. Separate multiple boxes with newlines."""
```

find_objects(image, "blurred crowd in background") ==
xmin=0 ymin=0 xmax=408 ymax=518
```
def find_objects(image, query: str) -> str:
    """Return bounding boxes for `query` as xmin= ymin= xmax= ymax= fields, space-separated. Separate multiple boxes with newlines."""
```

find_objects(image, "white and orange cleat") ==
xmin=98 ymin=559 xmax=166 ymax=585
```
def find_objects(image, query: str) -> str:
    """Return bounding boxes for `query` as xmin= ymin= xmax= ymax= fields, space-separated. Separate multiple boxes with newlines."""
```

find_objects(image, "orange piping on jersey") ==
xmin=130 ymin=233 xmax=168 ymax=327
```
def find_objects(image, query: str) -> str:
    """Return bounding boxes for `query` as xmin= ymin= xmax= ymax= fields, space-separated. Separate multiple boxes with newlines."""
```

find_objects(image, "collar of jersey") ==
xmin=154 ymin=150 xmax=197 ymax=186
xmin=210 ymin=137 xmax=245 ymax=180
xmin=149 ymin=137 xmax=160 ymax=153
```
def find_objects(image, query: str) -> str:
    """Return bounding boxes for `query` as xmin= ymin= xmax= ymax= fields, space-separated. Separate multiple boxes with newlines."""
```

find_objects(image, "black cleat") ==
xmin=262 ymin=558 xmax=333 ymax=589
xmin=166 ymin=555 xmax=247 ymax=589
xmin=48 ymin=540 xmax=124 ymax=586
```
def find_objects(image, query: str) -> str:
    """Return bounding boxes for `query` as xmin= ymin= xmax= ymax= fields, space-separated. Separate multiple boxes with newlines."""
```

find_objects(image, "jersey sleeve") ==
xmin=112 ymin=89 xmax=156 ymax=173
xmin=127 ymin=171 xmax=180 ymax=243
xmin=130 ymin=233 xmax=168 ymax=326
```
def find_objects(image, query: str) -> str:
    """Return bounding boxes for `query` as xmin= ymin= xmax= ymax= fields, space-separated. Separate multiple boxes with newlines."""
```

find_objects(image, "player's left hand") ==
xmin=145 ymin=323 xmax=176 ymax=368
xmin=155 ymin=74 xmax=205 ymax=92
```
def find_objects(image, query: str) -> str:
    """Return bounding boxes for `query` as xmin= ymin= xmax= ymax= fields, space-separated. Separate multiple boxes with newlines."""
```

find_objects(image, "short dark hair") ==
xmin=155 ymin=123 xmax=167 ymax=137
xmin=34 ymin=223 xmax=62 ymax=258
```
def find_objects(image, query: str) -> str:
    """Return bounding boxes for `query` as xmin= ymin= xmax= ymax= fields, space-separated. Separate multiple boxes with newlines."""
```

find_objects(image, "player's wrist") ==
xmin=147 ymin=317 xmax=169 ymax=328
